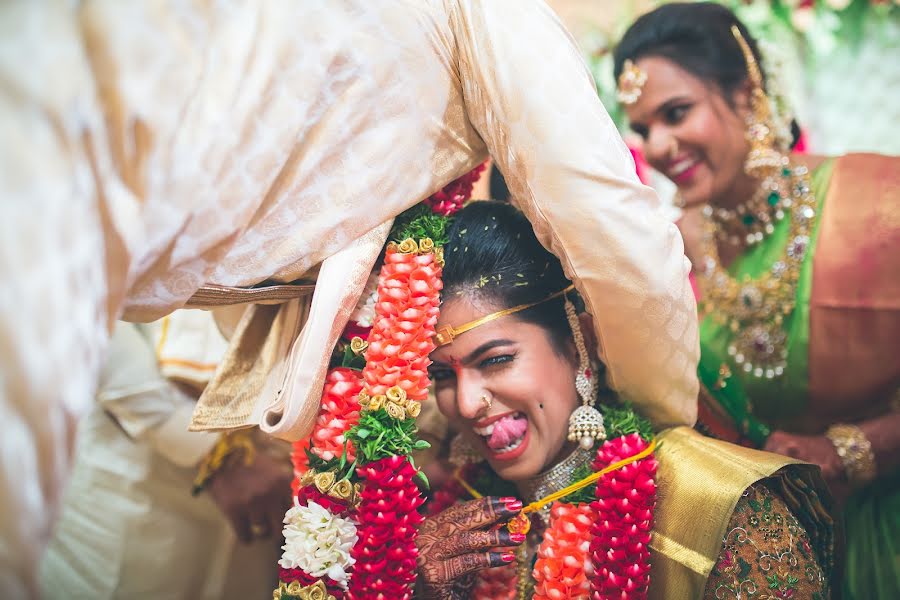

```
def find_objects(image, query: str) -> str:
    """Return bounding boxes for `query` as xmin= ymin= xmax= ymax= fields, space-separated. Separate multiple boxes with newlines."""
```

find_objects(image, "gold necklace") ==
xmin=697 ymin=159 xmax=817 ymax=379
xmin=709 ymin=157 xmax=792 ymax=246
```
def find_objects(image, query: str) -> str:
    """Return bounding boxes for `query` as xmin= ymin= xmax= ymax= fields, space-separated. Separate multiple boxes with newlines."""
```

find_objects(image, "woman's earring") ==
xmin=732 ymin=25 xmax=783 ymax=179
xmin=564 ymin=298 xmax=606 ymax=449
xmin=449 ymin=432 xmax=482 ymax=467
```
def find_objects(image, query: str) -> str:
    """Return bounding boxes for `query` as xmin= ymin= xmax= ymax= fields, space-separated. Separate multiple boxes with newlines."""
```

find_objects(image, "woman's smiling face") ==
xmin=624 ymin=55 xmax=752 ymax=210
xmin=429 ymin=296 xmax=580 ymax=482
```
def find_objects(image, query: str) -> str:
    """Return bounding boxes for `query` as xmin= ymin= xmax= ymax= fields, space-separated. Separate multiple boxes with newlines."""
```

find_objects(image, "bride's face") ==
xmin=429 ymin=296 xmax=580 ymax=482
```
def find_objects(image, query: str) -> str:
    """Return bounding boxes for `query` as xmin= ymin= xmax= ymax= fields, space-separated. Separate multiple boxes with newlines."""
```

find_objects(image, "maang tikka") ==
xmin=564 ymin=297 xmax=606 ymax=449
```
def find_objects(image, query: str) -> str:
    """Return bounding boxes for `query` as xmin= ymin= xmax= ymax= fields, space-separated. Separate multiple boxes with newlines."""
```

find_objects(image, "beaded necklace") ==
xmin=708 ymin=159 xmax=792 ymax=247
xmin=696 ymin=158 xmax=817 ymax=380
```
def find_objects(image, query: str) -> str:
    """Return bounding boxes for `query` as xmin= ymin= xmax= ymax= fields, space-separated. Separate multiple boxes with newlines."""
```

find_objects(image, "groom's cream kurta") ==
xmin=0 ymin=1 xmax=699 ymax=595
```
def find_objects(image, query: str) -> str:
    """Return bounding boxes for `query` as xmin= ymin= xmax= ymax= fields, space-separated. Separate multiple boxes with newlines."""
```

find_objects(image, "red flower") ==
xmin=347 ymin=456 xmax=425 ymax=600
xmin=533 ymin=502 xmax=595 ymax=600
xmin=292 ymin=367 xmax=364 ymax=477
xmin=277 ymin=568 xmax=346 ymax=599
xmin=295 ymin=484 xmax=351 ymax=516
xmin=589 ymin=434 xmax=657 ymax=600
xmin=363 ymin=247 xmax=441 ymax=402
xmin=424 ymin=162 xmax=487 ymax=216
xmin=342 ymin=322 xmax=372 ymax=342
xmin=715 ymin=550 xmax=735 ymax=575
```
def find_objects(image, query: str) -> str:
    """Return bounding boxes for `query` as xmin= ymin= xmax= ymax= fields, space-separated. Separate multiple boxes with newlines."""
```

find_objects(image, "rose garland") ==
xmin=433 ymin=406 xmax=657 ymax=600
xmin=275 ymin=167 xmax=484 ymax=600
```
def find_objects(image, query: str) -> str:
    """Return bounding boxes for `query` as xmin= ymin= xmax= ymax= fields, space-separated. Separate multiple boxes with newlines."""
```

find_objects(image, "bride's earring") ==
xmin=449 ymin=432 xmax=482 ymax=467
xmin=564 ymin=297 xmax=606 ymax=449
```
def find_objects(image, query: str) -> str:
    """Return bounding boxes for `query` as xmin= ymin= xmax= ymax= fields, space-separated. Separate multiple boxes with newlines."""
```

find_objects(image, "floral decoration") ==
xmin=275 ymin=166 xmax=480 ymax=599
xmin=590 ymin=433 xmax=657 ymax=600
xmin=279 ymin=500 xmax=358 ymax=589
xmin=424 ymin=162 xmax=486 ymax=216
xmin=346 ymin=455 xmax=425 ymax=600
xmin=431 ymin=405 xmax=658 ymax=600
xmin=533 ymin=502 xmax=596 ymax=600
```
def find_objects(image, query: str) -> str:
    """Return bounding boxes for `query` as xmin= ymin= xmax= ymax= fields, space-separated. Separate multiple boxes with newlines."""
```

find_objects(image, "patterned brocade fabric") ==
xmin=704 ymin=482 xmax=830 ymax=599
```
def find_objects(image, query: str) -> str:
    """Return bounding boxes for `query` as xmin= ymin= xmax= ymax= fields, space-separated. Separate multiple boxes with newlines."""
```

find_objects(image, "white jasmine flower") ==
xmin=278 ymin=500 xmax=358 ymax=589
xmin=349 ymin=272 xmax=379 ymax=327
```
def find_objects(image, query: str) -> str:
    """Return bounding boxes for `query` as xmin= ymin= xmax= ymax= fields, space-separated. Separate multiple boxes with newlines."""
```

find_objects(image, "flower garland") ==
xmin=533 ymin=503 xmax=595 ymax=599
xmin=433 ymin=406 xmax=658 ymax=600
xmin=275 ymin=166 xmax=483 ymax=600
xmin=590 ymin=433 xmax=657 ymax=600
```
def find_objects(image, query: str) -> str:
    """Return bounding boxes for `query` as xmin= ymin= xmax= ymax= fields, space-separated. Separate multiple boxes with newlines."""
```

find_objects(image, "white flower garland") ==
xmin=279 ymin=499 xmax=358 ymax=589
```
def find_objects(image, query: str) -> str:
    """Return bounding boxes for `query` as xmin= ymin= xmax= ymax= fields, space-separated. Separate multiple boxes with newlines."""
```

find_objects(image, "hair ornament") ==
xmin=616 ymin=59 xmax=648 ymax=105
xmin=434 ymin=284 xmax=574 ymax=347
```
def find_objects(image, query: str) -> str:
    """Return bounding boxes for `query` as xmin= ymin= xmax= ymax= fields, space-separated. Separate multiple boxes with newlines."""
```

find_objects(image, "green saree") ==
xmin=697 ymin=154 xmax=900 ymax=599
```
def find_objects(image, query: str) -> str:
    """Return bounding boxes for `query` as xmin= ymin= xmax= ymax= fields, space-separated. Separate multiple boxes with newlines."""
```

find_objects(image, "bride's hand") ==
xmin=417 ymin=496 xmax=525 ymax=599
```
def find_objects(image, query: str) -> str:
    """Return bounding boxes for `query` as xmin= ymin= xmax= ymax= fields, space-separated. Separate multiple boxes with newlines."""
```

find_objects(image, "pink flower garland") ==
xmin=347 ymin=456 xmax=425 ymax=600
xmin=590 ymin=433 xmax=657 ymax=599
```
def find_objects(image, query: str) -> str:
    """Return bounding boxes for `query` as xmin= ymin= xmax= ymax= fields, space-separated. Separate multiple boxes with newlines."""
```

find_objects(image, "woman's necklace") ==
xmin=709 ymin=160 xmax=792 ymax=246
xmin=696 ymin=158 xmax=817 ymax=380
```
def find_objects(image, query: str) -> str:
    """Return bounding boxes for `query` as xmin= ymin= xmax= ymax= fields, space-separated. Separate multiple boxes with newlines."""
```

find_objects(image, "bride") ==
xmin=416 ymin=201 xmax=832 ymax=599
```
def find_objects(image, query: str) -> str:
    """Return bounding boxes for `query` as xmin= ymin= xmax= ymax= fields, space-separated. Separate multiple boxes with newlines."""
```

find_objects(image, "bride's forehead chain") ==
xmin=434 ymin=284 xmax=575 ymax=347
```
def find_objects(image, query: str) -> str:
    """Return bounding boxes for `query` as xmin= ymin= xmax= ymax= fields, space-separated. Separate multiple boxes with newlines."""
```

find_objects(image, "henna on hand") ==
xmin=417 ymin=496 xmax=524 ymax=599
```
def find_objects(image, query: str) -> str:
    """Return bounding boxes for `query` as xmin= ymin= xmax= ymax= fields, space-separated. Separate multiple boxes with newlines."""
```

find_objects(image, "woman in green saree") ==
xmin=614 ymin=3 xmax=899 ymax=598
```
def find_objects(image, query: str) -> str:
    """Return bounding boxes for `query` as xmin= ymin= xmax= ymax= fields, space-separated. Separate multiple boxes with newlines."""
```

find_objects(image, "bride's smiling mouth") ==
xmin=472 ymin=411 xmax=530 ymax=461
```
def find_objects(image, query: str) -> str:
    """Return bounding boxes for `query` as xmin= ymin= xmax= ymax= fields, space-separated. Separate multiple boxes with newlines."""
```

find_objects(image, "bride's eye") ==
xmin=479 ymin=354 xmax=515 ymax=369
xmin=428 ymin=367 xmax=455 ymax=382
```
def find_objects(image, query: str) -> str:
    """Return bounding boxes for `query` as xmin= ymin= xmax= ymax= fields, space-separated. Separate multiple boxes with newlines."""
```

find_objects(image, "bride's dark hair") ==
xmin=614 ymin=2 xmax=801 ymax=148
xmin=441 ymin=201 xmax=573 ymax=353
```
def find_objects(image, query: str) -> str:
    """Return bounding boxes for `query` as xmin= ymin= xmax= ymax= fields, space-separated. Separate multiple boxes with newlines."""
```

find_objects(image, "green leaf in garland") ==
xmin=389 ymin=203 xmax=452 ymax=247
xmin=340 ymin=343 xmax=366 ymax=370
xmin=347 ymin=409 xmax=426 ymax=463
xmin=599 ymin=400 xmax=655 ymax=442
xmin=559 ymin=462 xmax=598 ymax=505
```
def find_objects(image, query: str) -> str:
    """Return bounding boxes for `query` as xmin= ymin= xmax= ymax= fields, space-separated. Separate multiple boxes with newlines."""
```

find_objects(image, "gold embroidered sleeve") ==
xmin=704 ymin=481 xmax=829 ymax=599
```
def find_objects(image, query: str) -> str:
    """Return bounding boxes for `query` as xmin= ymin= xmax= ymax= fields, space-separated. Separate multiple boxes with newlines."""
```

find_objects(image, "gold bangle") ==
xmin=825 ymin=424 xmax=876 ymax=486
xmin=192 ymin=430 xmax=256 ymax=495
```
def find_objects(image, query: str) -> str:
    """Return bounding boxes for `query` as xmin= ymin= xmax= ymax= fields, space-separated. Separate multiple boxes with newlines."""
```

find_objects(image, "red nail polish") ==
xmin=498 ymin=496 xmax=518 ymax=503
xmin=509 ymin=533 xmax=526 ymax=544
xmin=504 ymin=499 xmax=523 ymax=512
xmin=501 ymin=552 xmax=516 ymax=562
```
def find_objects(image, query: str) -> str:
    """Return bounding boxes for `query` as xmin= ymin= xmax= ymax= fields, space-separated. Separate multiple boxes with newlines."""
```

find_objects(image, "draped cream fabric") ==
xmin=39 ymin=317 xmax=278 ymax=599
xmin=0 ymin=1 xmax=698 ymax=595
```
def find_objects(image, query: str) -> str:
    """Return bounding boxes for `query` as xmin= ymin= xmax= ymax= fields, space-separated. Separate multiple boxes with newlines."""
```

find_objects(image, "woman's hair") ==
xmin=614 ymin=2 xmax=801 ymax=147
xmin=441 ymin=201 xmax=572 ymax=352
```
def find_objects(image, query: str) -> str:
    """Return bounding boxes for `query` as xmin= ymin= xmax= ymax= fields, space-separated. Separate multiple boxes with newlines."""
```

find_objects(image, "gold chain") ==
xmin=696 ymin=158 xmax=817 ymax=380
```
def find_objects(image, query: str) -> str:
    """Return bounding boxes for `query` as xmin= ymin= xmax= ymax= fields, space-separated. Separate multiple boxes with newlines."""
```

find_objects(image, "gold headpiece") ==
xmin=434 ymin=284 xmax=575 ymax=347
xmin=731 ymin=25 xmax=783 ymax=175
xmin=616 ymin=59 xmax=648 ymax=105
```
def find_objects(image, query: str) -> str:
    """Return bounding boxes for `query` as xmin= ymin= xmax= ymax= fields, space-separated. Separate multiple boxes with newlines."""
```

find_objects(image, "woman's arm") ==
xmin=765 ymin=410 xmax=900 ymax=505
xmin=449 ymin=0 xmax=700 ymax=430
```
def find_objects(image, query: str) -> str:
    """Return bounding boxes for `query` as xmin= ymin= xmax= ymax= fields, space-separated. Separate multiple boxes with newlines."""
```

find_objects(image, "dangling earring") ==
xmin=449 ymin=432 xmax=483 ymax=467
xmin=732 ymin=25 xmax=783 ymax=179
xmin=564 ymin=297 xmax=606 ymax=449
